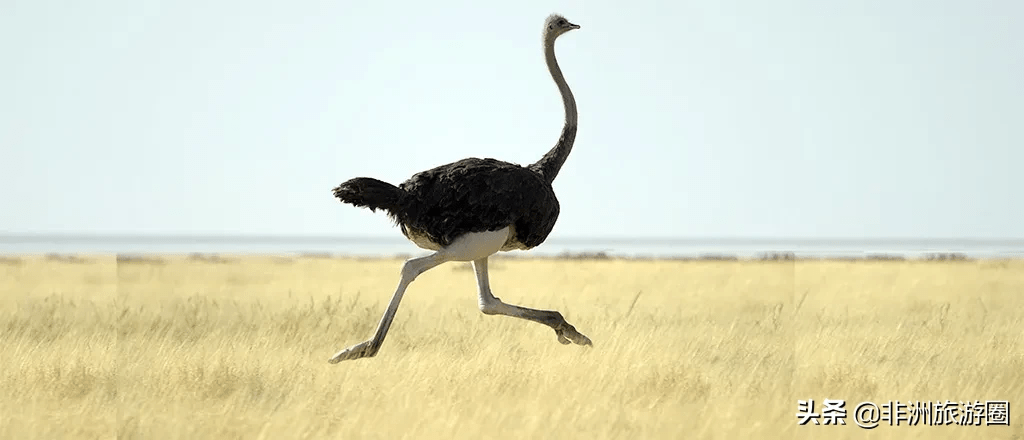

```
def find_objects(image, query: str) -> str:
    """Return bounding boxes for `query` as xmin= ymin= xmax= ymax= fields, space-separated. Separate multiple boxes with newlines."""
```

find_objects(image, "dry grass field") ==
xmin=0 ymin=254 xmax=1021 ymax=439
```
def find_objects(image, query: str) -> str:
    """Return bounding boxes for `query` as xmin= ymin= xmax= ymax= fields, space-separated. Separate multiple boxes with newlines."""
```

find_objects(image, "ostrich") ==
xmin=328 ymin=14 xmax=589 ymax=363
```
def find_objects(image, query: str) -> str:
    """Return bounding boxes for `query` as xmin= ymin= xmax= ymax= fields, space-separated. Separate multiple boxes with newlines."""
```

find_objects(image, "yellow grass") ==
xmin=0 ymin=254 xmax=1021 ymax=439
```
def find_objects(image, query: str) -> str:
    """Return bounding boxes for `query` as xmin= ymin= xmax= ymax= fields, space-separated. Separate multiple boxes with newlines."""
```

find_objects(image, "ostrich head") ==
xmin=543 ymin=14 xmax=580 ymax=41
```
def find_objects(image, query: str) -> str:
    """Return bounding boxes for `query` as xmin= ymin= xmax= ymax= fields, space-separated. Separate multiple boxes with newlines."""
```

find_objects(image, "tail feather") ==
xmin=332 ymin=177 xmax=407 ymax=219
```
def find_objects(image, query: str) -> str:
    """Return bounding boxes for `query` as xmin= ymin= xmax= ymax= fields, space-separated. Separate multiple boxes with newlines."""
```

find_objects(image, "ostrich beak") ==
xmin=569 ymin=22 xmax=580 ymax=30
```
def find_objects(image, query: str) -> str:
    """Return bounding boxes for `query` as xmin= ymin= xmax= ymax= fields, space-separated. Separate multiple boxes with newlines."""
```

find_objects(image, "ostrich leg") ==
xmin=329 ymin=228 xmax=513 ymax=363
xmin=472 ymin=257 xmax=592 ymax=346
xmin=328 ymin=252 xmax=448 ymax=363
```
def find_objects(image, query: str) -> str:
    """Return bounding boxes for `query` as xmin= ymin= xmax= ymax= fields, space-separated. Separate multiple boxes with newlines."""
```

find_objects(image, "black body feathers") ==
xmin=333 ymin=158 xmax=560 ymax=250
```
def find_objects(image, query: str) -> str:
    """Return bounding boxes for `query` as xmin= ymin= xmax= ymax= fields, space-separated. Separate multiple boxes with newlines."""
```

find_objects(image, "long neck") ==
xmin=528 ymin=36 xmax=577 ymax=185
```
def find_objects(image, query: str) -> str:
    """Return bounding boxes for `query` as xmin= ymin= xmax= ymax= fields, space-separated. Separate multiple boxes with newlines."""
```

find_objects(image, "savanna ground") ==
xmin=0 ymin=253 xmax=1021 ymax=439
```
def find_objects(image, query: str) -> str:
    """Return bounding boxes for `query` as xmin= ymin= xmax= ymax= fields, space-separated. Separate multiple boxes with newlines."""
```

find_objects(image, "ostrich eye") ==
xmin=557 ymin=19 xmax=566 ymax=25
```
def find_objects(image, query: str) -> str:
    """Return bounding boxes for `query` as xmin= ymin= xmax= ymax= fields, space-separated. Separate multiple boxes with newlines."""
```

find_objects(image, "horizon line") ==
xmin=1 ymin=232 xmax=1022 ymax=245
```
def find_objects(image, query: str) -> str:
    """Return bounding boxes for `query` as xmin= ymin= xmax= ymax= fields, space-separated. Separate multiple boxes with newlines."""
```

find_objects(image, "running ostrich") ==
xmin=328 ymin=14 xmax=589 ymax=363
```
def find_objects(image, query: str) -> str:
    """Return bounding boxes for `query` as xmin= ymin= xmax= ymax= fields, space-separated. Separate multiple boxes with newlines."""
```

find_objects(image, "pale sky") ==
xmin=1 ymin=0 xmax=1021 ymax=239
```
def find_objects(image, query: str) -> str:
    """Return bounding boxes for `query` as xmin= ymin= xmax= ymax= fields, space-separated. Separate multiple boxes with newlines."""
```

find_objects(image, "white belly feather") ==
xmin=405 ymin=224 xmax=531 ymax=253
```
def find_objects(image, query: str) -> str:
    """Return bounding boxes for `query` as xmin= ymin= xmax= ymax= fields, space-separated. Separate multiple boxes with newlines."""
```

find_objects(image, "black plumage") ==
xmin=333 ymin=157 xmax=560 ymax=251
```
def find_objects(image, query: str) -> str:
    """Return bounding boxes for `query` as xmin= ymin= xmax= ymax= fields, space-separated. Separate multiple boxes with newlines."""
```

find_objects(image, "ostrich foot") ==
xmin=555 ymin=323 xmax=593 ymax=346
xmin=328 ymin=340 xmax=378 ymax=363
